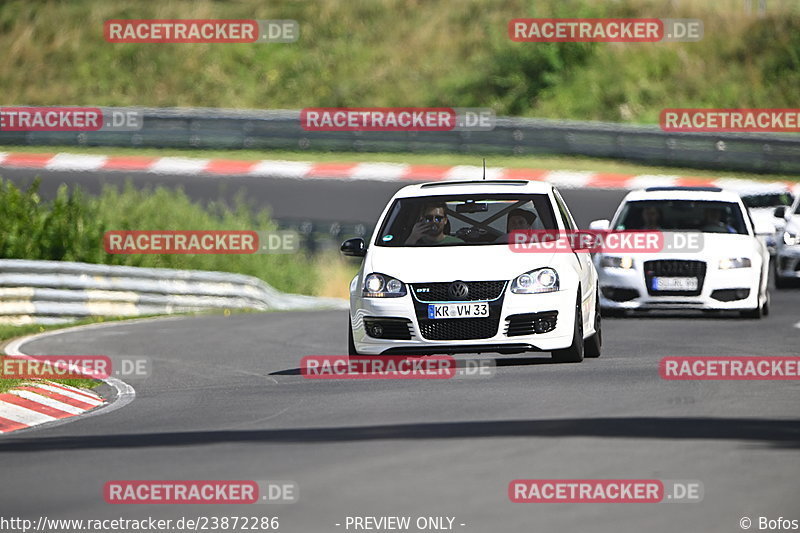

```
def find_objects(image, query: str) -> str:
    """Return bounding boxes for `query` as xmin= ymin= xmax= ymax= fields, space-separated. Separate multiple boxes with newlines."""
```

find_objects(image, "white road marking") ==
xmin=249 ymin=160 xmax=312 ymax=178
xmin=32 ymin=383 xmax=104 ymax=406
xmin=0 ymin=401 xmax=57 ymax=425
xmin=9 ymin=390 xmax=85 ymax=415
xmin=46 ymin=153 xmax=108 ymax=171
xmin=149 ymin=157 xmax=210 ymax=175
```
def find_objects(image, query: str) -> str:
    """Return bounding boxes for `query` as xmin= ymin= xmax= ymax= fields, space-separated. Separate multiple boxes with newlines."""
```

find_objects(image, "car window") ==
xmin=613 ymin=200 xmax=749 ymax=235
xmin=553 ymin=190 xmax=577 ymax=230
xmin=740 ymin=193 xmax=793 ymax=209
xmin=375 ymin=194 xmax=557 ymax=247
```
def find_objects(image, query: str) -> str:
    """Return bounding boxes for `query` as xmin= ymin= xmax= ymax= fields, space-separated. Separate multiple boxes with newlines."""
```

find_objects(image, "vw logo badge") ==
xmin=448 ymin=281 xmax=469 ymax=300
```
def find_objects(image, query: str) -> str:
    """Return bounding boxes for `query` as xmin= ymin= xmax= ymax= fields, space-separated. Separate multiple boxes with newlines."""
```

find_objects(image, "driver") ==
xmin=701 ymin=206 xmax=736 ymax=233
xmin=405 ymin=203 xmax=462 ymax=245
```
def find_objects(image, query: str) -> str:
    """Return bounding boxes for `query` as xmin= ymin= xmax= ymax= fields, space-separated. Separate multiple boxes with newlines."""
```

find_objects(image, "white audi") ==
xmin=591 ymin=187 xmax=771 ymax=318
xmin=773 ymin=192 xmax=800 ymax=288
xmin=341 ymin=180 xmax=600 ymax=363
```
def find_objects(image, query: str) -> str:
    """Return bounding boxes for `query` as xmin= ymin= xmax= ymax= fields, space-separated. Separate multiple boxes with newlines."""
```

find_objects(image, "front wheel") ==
xmin=584 ymin=292 xmax=602 ymax=358
xmin=775 ymin=274 xmax=792 ymax=289
xmin=348 ymin=315 xmax=360 ymax=355
xmin=552 ymin=296 xmax=584 ymax=363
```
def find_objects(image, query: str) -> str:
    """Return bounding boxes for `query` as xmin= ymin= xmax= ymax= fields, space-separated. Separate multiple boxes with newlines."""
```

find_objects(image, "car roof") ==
xmin=715 ymin=181 xmax=793 ymax=196
xmin=392 ymin=180 xmax=554 ymax=198
xmin=622 ymin=187 xmax=744 ymax=203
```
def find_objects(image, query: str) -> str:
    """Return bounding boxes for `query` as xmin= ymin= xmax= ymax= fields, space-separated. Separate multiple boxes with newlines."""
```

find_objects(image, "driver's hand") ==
xmin=406 ymin=221 xmax=433 ymax=244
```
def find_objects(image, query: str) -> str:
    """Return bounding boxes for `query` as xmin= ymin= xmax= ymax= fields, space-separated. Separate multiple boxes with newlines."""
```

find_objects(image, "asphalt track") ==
xmin=0 ymin=167 xmax=628 ymax=226
xmin=0 ymin=167 xmax=798 ymax=532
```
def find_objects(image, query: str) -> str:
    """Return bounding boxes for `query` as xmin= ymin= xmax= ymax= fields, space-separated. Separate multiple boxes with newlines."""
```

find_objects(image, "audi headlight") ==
xmin=363 ymin=273 xmax=407 ymax=298
xmin=719 ymin=257 xmax=752 ymax=269
xmin=511 ymin=268 xmax=559 ymax=294
xmin=784 ymin=231 xmax=800 ymax=246
xmin=600 ymin=256 xmax=634 ymax=269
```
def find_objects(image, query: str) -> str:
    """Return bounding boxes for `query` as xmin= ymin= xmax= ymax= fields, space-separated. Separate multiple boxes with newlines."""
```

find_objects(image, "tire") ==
xmin=775 ymin=274 xmax=791 ymax=289
xmin=600 ymin=307 xmax=626 ymax=318
xmin=347 ymin=315 xmax=360 ymax=355
xmin=739 ymin=306 xmax=763 ymax=319
xmin=741 ymin=274 xmax=768 ymax=319
xmin=552 ymin=295 xmax=584 ymax=363
xmin=584 ymin=292 xmax=602 ymax=358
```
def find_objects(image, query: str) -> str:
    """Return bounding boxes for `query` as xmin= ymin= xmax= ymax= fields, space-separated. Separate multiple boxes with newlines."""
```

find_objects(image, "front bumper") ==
xmin=597 ymin=260 xmax=761 ymax=311
xmin=350 ymin=287 xmax=578 ymax=355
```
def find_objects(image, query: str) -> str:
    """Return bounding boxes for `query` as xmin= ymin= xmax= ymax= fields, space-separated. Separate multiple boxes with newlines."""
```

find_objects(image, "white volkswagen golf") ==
xmin=341 ymin=180 xmax=600 ymax=363
xmin=591 ymin=187 xmax=771 ymax=318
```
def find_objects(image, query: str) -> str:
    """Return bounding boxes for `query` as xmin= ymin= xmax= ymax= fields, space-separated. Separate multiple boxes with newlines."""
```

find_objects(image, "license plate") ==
xmin=427 ymin=302 xmax=489 ymax=319
xmin=651 ymin=277 xmax=698 ymax=291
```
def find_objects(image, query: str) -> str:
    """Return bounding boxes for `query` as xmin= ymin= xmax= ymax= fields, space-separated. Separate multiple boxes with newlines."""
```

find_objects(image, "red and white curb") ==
xmin=0 ymin=380 xmax=105 ymax=434
xmin=0 ymin=151 xmax=796 ymax=191
xmin=1 ymin=320 xmax=140 ymax=435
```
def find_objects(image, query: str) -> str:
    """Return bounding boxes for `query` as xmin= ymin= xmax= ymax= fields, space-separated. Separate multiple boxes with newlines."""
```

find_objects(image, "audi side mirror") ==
xmin=589 ymin=219 xmax=610 ymax=231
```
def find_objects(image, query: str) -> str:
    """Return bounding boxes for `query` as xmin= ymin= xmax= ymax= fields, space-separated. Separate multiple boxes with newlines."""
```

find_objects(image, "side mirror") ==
xmin=773 ymin=206 xmax=786 ymax=219
xmin=340 ymin=238 xmax=367 ymax=257
xmin=589 ymin=219 xmax=610 ymax=231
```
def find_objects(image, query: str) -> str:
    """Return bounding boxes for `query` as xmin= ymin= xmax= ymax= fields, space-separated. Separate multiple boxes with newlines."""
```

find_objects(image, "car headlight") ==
xmin=784 ymin=231 xmax=800 ymax=246
xmin=600 ymin=256 xmax=634 ymax=269
xmin=719 ymin=257 xmax=752 ymax=269
xmin=362 ymin=273 xmax=407 ymax=298
xmin=511 ymin=268 xmax=559 ymax=294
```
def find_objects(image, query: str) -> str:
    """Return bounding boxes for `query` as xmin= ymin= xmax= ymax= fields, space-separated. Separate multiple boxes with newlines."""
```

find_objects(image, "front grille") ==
xmin=644 ymin=260 xmax=706 ymax=296
xmin=363 ymin=317 xmax=413 ymax=340
xmin=505 ymin=311 xmax=558 ymax=337
xmin=419 ymin=316 xmax=501 ymax=340
xmin=411 ymin=281 xmax=506 ymax=302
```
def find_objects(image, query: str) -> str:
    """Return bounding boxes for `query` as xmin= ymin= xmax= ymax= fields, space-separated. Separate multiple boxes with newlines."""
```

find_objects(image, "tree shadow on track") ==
xmin=1 ymin=417 xmax=798 ymax=452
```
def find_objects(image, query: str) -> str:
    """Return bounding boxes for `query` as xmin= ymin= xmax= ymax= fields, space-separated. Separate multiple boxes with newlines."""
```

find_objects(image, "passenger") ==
xmin=641 ymin=205 xmax=662 ymax=230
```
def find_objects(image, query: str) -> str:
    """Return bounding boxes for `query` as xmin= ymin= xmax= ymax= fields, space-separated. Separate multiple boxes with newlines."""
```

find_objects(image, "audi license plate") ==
xmin=428 ymin=302 xmax=489 ymax=319
xmin=651 ymin=277 xmax=698 ymax=291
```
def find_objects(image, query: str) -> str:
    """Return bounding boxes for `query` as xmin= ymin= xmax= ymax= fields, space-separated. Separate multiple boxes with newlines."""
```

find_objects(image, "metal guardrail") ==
xmin=0 ymin=108 xmax=798 ymax=174
xmin=0 ymin=259 xmax=346 ymax=324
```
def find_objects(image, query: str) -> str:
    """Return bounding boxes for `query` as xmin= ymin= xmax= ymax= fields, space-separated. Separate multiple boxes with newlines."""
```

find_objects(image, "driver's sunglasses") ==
xmin=421 ymin=215 xmax=445 ymax=223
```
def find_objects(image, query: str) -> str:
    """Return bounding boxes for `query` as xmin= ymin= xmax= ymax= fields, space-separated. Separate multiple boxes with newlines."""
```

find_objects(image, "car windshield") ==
xmin=740 ymin=192 xmax=793 ymax=209
xmin=375 ymin=194 xmax=557 ymax=247
xmin=613 ymin=200 xmax=748 ymax=235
